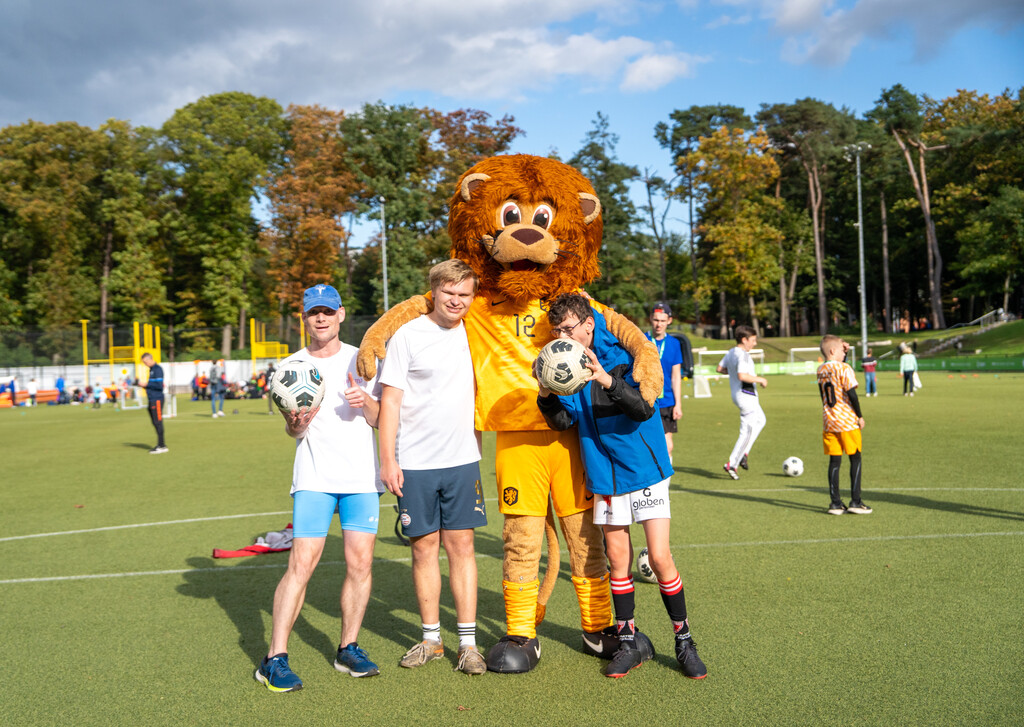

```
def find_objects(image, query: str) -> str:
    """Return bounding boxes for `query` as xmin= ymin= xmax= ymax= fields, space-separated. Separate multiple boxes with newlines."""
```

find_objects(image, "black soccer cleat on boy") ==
xmin=603 ymin=641 xmax=643 ymax=678
xmin=739 ymin=453 xmax=749 ymax=470
xmin=675 ymin=632 xmax=707 ymax=679
xmin=847 ymin=501 xmax=873 ymax=514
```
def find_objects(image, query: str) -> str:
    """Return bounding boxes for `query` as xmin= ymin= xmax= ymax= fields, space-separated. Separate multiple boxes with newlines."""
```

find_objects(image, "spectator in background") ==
xmin=860 ymin=348 xmax=878 ymax=397
xmin=56 ymin=375 xmax=66 ymax=404
xmin=899 ymin=343 xmax=918 ymax=397
xmin=27 ymin=377 xmax=38 ymax=406
xmin=210 ymin=360 xmax=227 ymax=418
xmin=138 ymin=353 xmax=168 ymax=454
xmin=266 ymin=363 xmax=277 ymax=414
xmin=198 ymin=372 xmax=209 ymax=400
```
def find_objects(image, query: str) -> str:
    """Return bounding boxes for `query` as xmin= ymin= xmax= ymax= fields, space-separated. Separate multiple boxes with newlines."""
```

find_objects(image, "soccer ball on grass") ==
xmin=536 ymin=338 xmax=591 ymax=396
xmin=782 ymin=456 xmax=804 ymax=477
xmin=636 ymin=547 xmax=658 ymax=584
xmin=270 ymin=360 xmax=326 ymax=412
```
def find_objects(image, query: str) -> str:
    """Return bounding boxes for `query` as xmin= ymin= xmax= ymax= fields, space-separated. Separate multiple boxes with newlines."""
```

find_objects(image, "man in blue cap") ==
xmin=255 ymin=283 xmax=385 ymax=693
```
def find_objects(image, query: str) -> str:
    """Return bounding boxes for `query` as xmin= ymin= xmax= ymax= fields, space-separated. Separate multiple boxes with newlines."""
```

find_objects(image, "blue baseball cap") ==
xmin=303 ymin=284 xmax=342 ymax=313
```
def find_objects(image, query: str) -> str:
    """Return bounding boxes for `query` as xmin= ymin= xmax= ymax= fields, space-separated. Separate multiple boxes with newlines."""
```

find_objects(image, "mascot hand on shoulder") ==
xmin=358 ymin=155 xmax=661 ymax=674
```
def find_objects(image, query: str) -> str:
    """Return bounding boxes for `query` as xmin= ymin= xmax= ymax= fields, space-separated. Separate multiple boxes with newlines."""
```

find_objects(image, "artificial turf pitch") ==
xmin=1 ymin=372 xmax=1021 ymax=726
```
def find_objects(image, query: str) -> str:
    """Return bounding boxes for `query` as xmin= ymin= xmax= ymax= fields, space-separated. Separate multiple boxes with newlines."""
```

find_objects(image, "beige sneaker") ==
xmin=400 ymin=639 xmax=444 ymax=668
xmin=455 ymin=645 xmax=487 ymax=675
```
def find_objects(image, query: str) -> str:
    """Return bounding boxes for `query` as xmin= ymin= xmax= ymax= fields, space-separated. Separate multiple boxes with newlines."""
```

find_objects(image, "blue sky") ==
xmin=2 ymin=0 xmax=1021 ymax=239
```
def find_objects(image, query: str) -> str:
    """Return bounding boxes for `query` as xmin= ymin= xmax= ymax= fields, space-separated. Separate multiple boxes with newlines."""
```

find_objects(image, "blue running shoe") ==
xmin=254 ymin=654 xmax=303 ymax=692
xmin=334 ymin=643 xmax=380 ymax=677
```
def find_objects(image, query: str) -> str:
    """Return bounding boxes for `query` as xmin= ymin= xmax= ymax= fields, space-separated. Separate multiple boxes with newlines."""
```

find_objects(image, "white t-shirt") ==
xmin=377 ymin=315 xmax=480 ymax=470
xmin=719 ymin=346 xmax=758 ymax=402
xmin=282 ymin=344 xmax=382 ymax=495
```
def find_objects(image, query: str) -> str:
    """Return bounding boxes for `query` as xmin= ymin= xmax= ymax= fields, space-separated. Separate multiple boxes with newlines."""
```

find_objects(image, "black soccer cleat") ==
xmin=603 ymin=641 xmax=642 ymax=678
xmin=582 ymin=627 xmax=655 ymax=662
xmin=739 ymin=453 xmax=749 ymax=470
xmin=581 ymin=627 xmax=619 ymax=659
xmin=485 ymin=635 xmax=541 ymax=673
xmin=675 ymin=632 xmax=707 ymax=679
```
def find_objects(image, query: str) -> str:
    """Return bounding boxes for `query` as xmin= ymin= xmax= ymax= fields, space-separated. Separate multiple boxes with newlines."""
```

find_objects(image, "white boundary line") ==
xmin=1 ymin=488 xmax=1019 ymax=543
xmin=2 ymin=531 xmax=1021 ymax=585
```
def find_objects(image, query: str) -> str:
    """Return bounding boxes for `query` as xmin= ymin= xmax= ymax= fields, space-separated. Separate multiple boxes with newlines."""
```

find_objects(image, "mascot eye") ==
xmin=501 ymin=202 xmax=522 ymax=227
xmin=532 ymin=205 xmax=553 ymax=229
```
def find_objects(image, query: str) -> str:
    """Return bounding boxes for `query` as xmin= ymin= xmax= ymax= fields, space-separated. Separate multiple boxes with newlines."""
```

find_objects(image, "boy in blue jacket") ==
xmin=534 ymin=294 xmax=706 ymax=680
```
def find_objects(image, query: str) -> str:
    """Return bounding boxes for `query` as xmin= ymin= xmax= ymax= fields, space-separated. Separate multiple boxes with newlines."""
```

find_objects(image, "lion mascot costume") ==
xmin=358 ymin=154 xmax=661 ymax=672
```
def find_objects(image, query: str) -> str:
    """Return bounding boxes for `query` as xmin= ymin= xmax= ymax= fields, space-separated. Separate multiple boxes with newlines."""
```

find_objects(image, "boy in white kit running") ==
xmin=717 ymin=325 xmax=767 ymax=480
xmin=254 ymin=284 xmax=383 ymax=693
xmin=377 ymin=260 xmax=488 ymax=675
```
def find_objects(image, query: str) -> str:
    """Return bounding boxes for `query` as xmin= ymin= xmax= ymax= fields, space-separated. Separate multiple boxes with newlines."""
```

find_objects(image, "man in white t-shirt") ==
xmin=716 ymin=325 xmax=768 ymax=480
xmin=255 ymin=284 xmax=383 ymax=694
xmin=377 ymin=260 xmax=487 ymax=676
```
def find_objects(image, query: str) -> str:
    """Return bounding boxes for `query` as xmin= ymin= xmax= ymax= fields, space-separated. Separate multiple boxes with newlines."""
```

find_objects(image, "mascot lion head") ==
xmin=448 ymin=154 xmax=603 ymax=309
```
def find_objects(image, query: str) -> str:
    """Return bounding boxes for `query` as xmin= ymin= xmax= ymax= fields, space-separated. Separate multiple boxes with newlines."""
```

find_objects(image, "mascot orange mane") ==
xmin=358 ymin=154 xmax=661 ymax=672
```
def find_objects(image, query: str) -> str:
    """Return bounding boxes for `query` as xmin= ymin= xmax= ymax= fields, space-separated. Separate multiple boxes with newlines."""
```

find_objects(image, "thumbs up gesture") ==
xmin=344 ymin=372 xmax=367 ymax=409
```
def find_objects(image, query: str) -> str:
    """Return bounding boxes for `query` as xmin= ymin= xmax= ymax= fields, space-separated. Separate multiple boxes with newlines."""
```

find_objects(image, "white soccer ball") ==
xmin=636 ymin=547 xmax=658 ymax=584
xmin=536 ymin=338 xmax=591 ymax=395
xmin=783 ymin=456 xmax=804 ymax=477
xmin=270 ymin=360 xmax=326 ymax=412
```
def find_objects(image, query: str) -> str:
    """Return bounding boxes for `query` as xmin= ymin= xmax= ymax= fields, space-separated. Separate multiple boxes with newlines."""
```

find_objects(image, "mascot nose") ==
xmin=511 ymin=229 xmax=544 ymax=246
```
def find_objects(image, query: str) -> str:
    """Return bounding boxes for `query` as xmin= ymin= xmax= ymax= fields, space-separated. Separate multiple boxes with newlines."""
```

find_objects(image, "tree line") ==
xmin=1 ymin=85 xmax=1021 ymax=362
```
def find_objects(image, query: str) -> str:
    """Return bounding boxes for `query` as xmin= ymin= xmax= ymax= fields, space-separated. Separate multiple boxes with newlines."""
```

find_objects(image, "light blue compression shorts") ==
xmin=291 ymin=490 xmax=382 ymax=538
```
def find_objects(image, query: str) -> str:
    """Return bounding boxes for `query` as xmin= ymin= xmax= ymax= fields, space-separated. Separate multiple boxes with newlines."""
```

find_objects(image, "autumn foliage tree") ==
xmin=682 ymin=127 xmax=782 ymax=336
xmin=262 ymin=105 xmax=356 ymax=326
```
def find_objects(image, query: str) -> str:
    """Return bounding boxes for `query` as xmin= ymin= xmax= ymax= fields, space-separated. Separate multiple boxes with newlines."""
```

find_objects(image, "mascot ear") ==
xmin=579 ymin=193 xmax=601 ymax=225
xmin=460 ymin=172 xmax=492 ymax=202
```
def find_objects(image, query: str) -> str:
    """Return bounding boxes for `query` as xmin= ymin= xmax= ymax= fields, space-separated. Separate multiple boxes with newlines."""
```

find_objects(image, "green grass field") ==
xmin=2 ymin=373 xmax=1022 ymax=726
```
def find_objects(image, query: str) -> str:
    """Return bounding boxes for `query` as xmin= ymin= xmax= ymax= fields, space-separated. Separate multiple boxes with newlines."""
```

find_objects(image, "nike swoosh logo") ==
xmin=534 ymin=644 xmax=541 ymax=659
xmin=585 ymin=493 xmax=594 ymax=501
xmin=490 ymin=299 xmax=507 ymax=306
xmin=582 ymin=634 xmax=604 ymax=654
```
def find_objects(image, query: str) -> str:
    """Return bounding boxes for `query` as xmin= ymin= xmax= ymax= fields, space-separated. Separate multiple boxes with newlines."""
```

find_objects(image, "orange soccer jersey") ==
xmin=816 ymin=360 xmax=860 ymax=433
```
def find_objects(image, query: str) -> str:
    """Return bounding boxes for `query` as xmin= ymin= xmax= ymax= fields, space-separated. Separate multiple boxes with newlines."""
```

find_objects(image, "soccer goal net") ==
xmin=788 ymin=347 xmax=822 ymax=363
xmin=693 ymin=375 xmax=712 ymax=399
xmin=696 ymin=349 xmax=765 ymax=367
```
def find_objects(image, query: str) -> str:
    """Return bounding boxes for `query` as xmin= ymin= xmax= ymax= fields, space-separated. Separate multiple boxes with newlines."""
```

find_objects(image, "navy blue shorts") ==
xmin=659 ymin=406 xmax=678 ymax=434
xmin=397 ymin=461 xmax=486 ymax=538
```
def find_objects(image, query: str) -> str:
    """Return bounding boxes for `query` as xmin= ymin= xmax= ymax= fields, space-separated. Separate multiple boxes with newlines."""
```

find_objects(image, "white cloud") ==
xmin=0 ymin=0 xmax=701 ymax=127
xmin=620 ymin=52 xmax=706 ymax=91
xmin=705 ymin=13 xmax=754 ymax=29
xmin=764 ymin=0 xmax=1024 ymax=66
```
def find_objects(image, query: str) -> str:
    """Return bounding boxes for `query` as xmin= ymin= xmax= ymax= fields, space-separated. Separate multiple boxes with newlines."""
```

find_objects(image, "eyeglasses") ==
xmin=550 ymin=318 xmax=584 ymax=337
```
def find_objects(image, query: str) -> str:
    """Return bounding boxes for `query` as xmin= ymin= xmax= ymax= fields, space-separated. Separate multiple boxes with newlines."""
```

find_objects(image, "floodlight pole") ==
xmin=845 ymin=142 xmax=871 ymax=358
xmin=380 ymin=196 xmax=389 ymax=312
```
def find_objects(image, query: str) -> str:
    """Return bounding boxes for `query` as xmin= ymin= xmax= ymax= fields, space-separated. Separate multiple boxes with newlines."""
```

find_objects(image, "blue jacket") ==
xmin=144 ymin=364 xmax=164 ymax=402
xmin=537 ymin=309 xmax=672 ymax=496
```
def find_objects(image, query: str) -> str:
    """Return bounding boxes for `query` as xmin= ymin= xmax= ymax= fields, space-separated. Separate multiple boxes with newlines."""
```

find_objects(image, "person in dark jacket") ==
xmin=139 ymin=353 xmax=167 ymax=454
xmin=534 ymin=294 xmax=706 ymax=681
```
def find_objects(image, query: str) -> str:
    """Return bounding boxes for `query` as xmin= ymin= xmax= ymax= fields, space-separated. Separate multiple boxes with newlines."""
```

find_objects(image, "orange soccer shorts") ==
xmin=823 ymin=429 xmax=862 ymax=456
xmin=494 ymin=429 xmax=590 ymax=517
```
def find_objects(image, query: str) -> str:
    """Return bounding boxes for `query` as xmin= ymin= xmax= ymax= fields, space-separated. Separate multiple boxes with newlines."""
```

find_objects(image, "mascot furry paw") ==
xmin=358 ymin=154 xmax=662 ymax=673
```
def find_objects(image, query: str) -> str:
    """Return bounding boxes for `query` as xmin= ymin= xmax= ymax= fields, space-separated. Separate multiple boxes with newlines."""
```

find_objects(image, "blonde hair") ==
xmin=820 ymin=335 xmax=842 ymax=359
xmin=429 ymin=259 xmax=479 ymax=293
